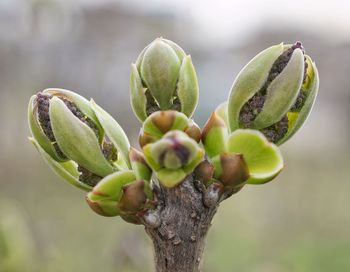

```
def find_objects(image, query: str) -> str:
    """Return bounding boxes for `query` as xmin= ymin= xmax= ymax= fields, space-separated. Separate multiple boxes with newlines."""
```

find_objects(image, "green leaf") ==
xmin=29 ymin=137 xmax=91 ymax=191
xmin=227 ymin=43 xmax=284 ymax=132
xmin=177 ymin=55 xmax=199 ymax=117
xmin=43 ymin=88 xmax=104 ymax=142
xmin=27 ymin=95 xmax=66 ymax=162
xmin=129 ymin=64 xmax=148 ymax=122
xmin=253 ymin=49 xmax=305 ymax=129
xmin=227 ymin=129 xmax=283 ymax=184
xmin=50 ymin=97 xmax=114 ymax=177
xmin=90 ymin=99 xmax=131 ymax=168
xmin=278 ymin=56 xmax=319 ymax=144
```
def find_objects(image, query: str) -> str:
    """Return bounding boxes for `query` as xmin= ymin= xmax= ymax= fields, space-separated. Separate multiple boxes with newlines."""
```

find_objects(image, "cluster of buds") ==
xmin=28 ymin=38 xmax=319 ymax=223
xmin=28 ymin=89 xmax=154 ymax=222
xmin=130 ymin=38 xmax=199 ymax=121
xmin=139 ymin=110 xmax=203 ymax=187
xmin=199 ymin=41 xmax=318 ymax=194
xmin=227 ymin=42 xmax=319 ymax=144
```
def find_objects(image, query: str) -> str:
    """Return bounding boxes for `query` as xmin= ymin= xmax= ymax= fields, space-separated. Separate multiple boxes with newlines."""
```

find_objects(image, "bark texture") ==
xmin=144 ymin=174 xmax=219 ymax=272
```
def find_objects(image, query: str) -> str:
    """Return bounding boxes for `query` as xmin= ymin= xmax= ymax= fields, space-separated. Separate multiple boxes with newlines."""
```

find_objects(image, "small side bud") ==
xmin=202 ymin=112 xmax=228 ymax=157
xmin=129 ymin=147 xmax=152 ymax=181
xmin=194 ymin=160 xmax=214 ymax=187
xmin=211 ymin=153 xmax=250 ymax=189
xmin=118 ymin=180 xmax=148 ymax=213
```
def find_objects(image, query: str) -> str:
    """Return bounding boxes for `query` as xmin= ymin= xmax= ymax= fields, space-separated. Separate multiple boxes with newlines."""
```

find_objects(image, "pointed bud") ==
xmin=130 ymin=38 xmax=198 ymax=121
xmin=184 ymin=120 xmax=201 ymax=143
xmin=202 ymin=112 xmax=228 ymax=157
xmin=228 ymin=42 xmax=319 ymax=145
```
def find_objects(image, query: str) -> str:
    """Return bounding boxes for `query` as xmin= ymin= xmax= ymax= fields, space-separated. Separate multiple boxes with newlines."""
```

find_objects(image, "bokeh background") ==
xmin=1 ymin=0 xmax=350 ymax=271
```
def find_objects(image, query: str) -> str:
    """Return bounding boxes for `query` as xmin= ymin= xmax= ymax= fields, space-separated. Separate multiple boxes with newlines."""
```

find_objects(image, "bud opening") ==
xmin=239 ymin=42 xmax=310 ymax=143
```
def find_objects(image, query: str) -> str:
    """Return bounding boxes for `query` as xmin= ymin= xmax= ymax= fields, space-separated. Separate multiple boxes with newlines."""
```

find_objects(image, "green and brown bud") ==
xmin=139 ymin=110 xmax=201 ymax=148
xmin=130 ymin=38 xmax=199 ymax=121
xmin=194 ymin=160 xmax=214 ymax=187
xmin=28 ymin=89 xmax=130 ymax=190
xmin=228 ymin=42 xmax=319 ymax=144
xmin=211 ymin=153 xmax=249 ymax=189
xmin=143 ymin=130 xmax=204 ymax=188
xmin=202 ymin=112 xmax=229 ymax=158
xmin=129 ymin=147 xmax=152 ymax=181
xmin=86 ymin=171 xmax=153 ymax=218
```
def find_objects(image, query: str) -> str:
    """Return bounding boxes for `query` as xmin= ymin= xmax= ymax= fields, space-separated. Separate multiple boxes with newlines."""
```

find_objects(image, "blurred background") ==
xmin=1 ymin=0 xmax=349 ymax=271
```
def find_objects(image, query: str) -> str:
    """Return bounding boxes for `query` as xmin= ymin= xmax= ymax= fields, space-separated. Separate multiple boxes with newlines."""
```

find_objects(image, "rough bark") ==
xmin=143 ymin=174 xmax=219 ymax=272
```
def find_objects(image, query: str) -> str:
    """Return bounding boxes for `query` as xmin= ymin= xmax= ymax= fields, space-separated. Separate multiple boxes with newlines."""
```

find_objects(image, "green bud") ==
xmin=28 ymin=89 xmax=130 ymax=188
xmin=86 ymin=171 xmax=152 ymax=217
xmin=129 ymin=147 xmax=152 ymax=181
xmin=226 ymin=129 xmax=283 ymax=184
xmin=130 ymin=38 xmax=199 ymax=121
xmin=139 ymin=110 xmax=201 ymax=148
xmin=202 ymin=112 xmax=228 ymax=157
xmin=143 ymin=130 xmax=204 ymax=188
xmin=211 ymin=153 xmax=250 ymax=189
xmin=228 ymin=42 xmax=319 ymax=145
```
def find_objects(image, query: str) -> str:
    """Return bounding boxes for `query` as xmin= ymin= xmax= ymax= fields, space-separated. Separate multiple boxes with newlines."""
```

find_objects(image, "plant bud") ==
xmin=202 ymin=112 xmax=228 ymax=157
xmin=139 ymin=110 xmax=201 ymax=148
xmin=129 ymin=147 xmax=152 ymax=181
xmin=28 ymin=89 xmax=130 ymax=189
xmin=194 ymin=160 xmax=214 ymax=187
xmin=226 ymin=129 xmax=283 ymax=184
xmin=228 ymin=42 xmax=319 ymax=145
xmin=143 ymin=131 xmax=204 ymax=188
xmin=211 ymin=153 xmax=249 ymax=189
xmin=130 ymin=38 xmax=199 ymax=121
xmin=86 ymin=171 xmax=153 ymax=217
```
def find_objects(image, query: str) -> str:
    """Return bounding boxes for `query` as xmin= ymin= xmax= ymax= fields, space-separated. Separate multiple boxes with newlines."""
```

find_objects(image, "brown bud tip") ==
xmin=86 ymin=197 xmax=109 ymax=217
xmin=184 ymin=121 xmax=202 ymax=143
xmin=219 ymin=154 xmax=250 ymax=188
xmin=201 ymin=112 xmax=226 ymax=142
xmin=118 ymin=180 xmax=147 ymax=213
xmin=151 ymin=110 xmax=176 ymax=133
xmin=194 ymin=160 xmax=214 ymax=186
